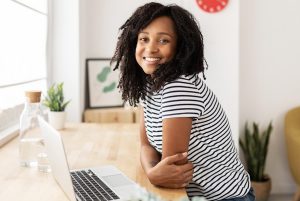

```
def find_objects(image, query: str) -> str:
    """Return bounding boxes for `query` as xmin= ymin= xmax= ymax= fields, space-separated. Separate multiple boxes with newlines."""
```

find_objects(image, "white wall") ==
xmin=84 ymin=0 xmax=240 ymax=145
xmin=240 ymin=0 xmax=300 ymax=194
xmin=49 ymin=0 xmax=82 ymax=122
xmin=183 ymin=1 xmax=240 ymax=146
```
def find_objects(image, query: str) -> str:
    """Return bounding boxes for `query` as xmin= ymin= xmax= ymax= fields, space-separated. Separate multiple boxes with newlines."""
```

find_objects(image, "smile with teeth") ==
xmin=143 ymin=57 xmax=161 ymax=62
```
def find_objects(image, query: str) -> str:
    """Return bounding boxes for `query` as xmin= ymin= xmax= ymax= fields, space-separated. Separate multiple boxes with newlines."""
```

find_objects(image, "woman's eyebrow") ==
xmin=139 ymin=31 xmax=173 ymax=37
xmin=157 ymin=32 xmax=173 ymax=37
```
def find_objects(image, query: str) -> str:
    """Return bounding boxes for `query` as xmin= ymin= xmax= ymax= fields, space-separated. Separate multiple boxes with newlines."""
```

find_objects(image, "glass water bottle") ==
xmin=19 ymin=91 xmax=51 ymax=172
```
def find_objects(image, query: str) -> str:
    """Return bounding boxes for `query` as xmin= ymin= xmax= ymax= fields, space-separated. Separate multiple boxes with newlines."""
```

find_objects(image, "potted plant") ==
xmin=239 ymin=121 xmax=273 ymax=201
xmin=43 ymin=82 xmax=70 ymax=130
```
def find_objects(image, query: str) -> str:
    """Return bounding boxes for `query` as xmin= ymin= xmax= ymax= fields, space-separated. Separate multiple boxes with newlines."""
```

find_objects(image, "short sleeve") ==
xmin=161 ymin=77 xmax=205 ymax=119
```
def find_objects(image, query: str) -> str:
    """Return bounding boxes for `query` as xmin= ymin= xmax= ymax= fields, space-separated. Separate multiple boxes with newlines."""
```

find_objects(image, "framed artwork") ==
xmin=86 ymin=58 xmax=123 ymax=108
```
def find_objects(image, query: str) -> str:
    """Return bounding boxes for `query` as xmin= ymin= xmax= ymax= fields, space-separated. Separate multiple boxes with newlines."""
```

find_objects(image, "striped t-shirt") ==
xmin=141 ymin=74 xmax=250 ymax=201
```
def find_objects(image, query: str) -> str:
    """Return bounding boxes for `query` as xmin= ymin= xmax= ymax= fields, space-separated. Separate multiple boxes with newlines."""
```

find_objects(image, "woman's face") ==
xmin=135 ymin=16 xmax=177 ymax=76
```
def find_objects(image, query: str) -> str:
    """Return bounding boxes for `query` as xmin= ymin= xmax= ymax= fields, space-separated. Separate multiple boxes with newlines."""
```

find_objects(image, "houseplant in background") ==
xmin=43 ymin=82 xmax=70 ymax=130
xmin=239 ymin=121 xmax=273 ymax=201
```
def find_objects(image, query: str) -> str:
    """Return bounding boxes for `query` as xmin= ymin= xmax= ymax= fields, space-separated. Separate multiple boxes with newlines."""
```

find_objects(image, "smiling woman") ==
xmin=135 ymin=16 xmax=177 ymax=76
xmin=0 ymin=0 xmax=48 ymax=146
xmin=110 ymin=2 xmax=253 ymax=200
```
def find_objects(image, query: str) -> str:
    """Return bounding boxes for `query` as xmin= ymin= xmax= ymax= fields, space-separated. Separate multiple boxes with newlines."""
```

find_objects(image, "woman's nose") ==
xmin=146 ymin=42 xmax=158 ymax=53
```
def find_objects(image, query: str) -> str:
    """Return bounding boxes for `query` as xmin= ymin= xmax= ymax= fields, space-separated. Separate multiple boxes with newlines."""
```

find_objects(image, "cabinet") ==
xmin=83 ymin=107 xmax=141 ymax=123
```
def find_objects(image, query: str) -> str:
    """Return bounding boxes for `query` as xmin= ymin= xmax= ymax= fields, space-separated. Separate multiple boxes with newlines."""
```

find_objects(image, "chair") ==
xmin=285 ymin=106 xmax=300 ymax=201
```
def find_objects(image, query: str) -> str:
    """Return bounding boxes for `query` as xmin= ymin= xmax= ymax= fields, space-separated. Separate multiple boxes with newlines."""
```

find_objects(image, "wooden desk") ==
xmin=83 ymin=107 xmax=141 ymax=124
xmin=0 ymin=123 xmax=187 ymax=201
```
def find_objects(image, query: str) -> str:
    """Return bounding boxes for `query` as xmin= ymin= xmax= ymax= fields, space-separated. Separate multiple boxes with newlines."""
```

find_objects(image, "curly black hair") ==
xmin=111 ymin=2 xmax=207 ymax=106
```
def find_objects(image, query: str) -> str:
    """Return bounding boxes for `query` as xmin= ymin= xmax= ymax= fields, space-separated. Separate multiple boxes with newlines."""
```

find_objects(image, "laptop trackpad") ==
xmin=102 ymin=174 xmax=133 ymax=187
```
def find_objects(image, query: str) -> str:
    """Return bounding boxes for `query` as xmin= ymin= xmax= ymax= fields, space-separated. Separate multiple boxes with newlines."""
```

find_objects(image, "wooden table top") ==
xmin=0 ymin=123 xmax=187 ymax=201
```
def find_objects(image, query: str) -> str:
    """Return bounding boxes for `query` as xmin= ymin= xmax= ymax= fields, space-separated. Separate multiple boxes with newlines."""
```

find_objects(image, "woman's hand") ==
xmin=147 ymin=152 xmax=194 ymax=188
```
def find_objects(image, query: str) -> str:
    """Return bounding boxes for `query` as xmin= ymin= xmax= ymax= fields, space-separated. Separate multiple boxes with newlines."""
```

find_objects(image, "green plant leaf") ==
xmin=239 ymin=121 xmax=273 ymax=181
xmin=42 ymin=82 xmax=71 ymax=112
xmin=61 ymin=100 xmax=71 ymax=111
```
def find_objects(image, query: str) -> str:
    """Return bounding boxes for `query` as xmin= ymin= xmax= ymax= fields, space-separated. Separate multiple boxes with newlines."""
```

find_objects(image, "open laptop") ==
xmin=38 ymin=116 xmax=139 ymax=201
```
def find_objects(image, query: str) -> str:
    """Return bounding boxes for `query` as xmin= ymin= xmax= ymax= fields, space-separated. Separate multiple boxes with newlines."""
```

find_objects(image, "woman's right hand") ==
xmin=146 ymin=152 xmax=194 ymax=188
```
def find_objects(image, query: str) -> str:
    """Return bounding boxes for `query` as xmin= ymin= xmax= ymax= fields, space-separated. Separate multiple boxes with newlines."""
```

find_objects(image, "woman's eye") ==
xmin=139 ymin=37 xmax=148 ymax=42
xmin=159 ymin=39 xmax=169 ymax=44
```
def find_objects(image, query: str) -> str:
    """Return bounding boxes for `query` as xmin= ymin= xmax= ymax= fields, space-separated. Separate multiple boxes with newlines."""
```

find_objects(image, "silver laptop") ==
xmin=38 ymin=116 xmax=138 ymax=201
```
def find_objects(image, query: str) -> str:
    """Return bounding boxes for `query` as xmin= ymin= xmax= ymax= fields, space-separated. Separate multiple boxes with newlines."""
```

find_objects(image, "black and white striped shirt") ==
xmin=142 ymin=74 xmax=250 ymax=201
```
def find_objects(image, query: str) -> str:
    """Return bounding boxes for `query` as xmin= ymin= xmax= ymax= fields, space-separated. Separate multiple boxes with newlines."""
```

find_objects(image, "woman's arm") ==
xmin=139 ymin=107 xmax=193 ymax=188
xmin=162 ymin=117 xmax=192 ymax=164
xmin=139 ymin=107 xmax=161 ymax=173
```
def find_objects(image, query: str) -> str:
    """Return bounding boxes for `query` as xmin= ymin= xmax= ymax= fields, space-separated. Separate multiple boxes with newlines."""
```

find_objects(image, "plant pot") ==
xmin=48 ymin=111 xmax=66 ymax=130
xmin=251 ymin=175 xmax=272 ymax=201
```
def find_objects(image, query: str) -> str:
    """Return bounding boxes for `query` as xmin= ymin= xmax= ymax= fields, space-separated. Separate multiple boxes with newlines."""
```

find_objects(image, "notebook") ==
xmin=38 ymin=116 xmax=138 ymax=201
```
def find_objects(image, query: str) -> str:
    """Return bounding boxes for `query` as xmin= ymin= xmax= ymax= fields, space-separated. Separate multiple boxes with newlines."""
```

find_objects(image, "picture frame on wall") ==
xmin=86 ymin=58 xmax=123 ymax=108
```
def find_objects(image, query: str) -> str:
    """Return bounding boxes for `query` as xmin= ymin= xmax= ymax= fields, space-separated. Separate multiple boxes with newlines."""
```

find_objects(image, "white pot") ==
xmin=48 ymin=111 xmax=66 ymax=130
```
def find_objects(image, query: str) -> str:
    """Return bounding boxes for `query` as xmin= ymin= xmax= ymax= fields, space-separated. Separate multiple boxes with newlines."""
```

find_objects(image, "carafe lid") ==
xmin=25 ymin=91 xmax=41 ymax=103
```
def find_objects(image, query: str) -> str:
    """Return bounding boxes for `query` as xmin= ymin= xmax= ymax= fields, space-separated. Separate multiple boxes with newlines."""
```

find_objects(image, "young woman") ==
xmin=111 ymin=2 xmax=254 ymax=201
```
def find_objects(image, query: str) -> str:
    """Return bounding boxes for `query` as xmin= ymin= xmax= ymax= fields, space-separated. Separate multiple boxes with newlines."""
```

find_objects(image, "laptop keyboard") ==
xmin=71 ymin=169 xmax=120 ymax=201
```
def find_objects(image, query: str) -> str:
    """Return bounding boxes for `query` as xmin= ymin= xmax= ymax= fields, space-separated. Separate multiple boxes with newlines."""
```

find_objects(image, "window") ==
xmin=0 ymin=0 xmax=48 ymax=146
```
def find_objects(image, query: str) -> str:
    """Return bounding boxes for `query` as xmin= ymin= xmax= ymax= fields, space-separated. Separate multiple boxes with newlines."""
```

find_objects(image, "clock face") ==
xmin=196 ymin=0 xmax=229 ymax=13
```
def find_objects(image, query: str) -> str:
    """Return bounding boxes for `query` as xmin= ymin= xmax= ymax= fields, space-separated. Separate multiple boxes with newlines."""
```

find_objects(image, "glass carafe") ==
xmin=19 ymin=91 xmax=51 ymax=172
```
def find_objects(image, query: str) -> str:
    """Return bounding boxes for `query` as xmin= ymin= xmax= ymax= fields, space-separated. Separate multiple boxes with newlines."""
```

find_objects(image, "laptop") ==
xmin=38 ymin=116 xmax=139 ymax=201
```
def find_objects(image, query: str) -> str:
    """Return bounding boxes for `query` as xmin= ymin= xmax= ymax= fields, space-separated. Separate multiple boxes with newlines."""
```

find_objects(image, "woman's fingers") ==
xmin=181 ymin=161 xmax=194 ymax=172
xmin=181 ymin=183 xmax=189 ymax=188
xmin=184 ymin=167 xmax=194 ymax=177
xmin=186 ymin=175 xmax=193 ymax=183
xmin=150 ymin=153 xmax=194 ymax=188
xmin=165 ymin=152 xmax=188 ymax=165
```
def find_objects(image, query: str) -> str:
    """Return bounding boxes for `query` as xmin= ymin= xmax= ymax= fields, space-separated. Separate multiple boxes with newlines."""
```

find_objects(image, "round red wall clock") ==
xmin=196 ymin=0 xmax=229 ymax=13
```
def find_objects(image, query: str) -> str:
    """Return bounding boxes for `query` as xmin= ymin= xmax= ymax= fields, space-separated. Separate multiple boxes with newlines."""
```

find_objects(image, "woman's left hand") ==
xmin=147 ymin=153 xmax=194 ymax=188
